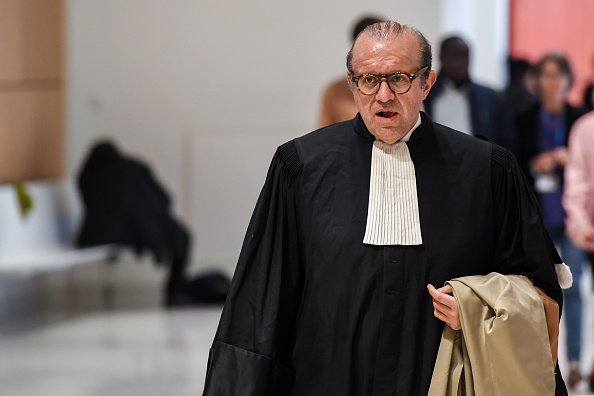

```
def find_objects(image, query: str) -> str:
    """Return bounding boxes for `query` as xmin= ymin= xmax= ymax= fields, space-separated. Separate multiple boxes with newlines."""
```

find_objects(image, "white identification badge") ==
xmin=534 ymin=173 xmax=560 ymax=193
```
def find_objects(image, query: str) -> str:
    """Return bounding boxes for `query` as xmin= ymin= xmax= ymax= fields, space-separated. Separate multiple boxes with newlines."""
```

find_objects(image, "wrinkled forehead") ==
xmin=351 ymin=33 xmax=421 ymax=74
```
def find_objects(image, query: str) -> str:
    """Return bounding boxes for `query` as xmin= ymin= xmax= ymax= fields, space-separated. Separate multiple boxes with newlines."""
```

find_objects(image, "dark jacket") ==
xmin=424 ymin=76 xmax=504 ymax=145
xmin=515 ymin=103 xmax=585 ymax=184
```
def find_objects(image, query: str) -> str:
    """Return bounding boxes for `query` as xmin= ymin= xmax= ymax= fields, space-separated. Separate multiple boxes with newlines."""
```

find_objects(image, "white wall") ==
xmin=0 ymin=182 xmax=75 ymax=260
xmin=66 ymin=0 xmax=506 ymax=276
xmin=439 ymin=0 xmax=509 ymax=88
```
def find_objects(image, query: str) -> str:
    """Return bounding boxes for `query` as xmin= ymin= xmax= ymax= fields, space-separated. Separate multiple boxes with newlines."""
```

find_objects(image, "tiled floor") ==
xmin=0 ymin=306 xmax=221 ymax=396
xmin=1 ymin=270 xmax=594 ymax=395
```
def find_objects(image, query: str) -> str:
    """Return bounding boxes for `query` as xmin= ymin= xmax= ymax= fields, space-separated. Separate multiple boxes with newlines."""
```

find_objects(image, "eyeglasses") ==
xmin=350 ymin=66 xmax=429 ymax=95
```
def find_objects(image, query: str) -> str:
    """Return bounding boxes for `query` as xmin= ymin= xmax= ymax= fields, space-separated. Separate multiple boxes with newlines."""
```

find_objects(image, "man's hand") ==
xmin=427 ymin=284 xmax=461 ymax=330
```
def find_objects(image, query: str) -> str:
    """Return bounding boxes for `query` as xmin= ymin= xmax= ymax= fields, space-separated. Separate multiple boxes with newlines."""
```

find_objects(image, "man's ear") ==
xmin=345 ymin=72 xmax=355 ymax=92
xmin=422 ymin=70 xmax=437 ymax=99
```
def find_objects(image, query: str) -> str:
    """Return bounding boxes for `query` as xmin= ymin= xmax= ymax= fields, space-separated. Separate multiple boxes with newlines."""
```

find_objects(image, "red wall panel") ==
xmin=510 ymin=0 xmax=594 ymax=105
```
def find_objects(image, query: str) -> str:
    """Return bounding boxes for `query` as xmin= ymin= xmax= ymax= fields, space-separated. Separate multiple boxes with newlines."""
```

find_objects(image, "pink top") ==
xmin=564 ymin=111 xmax=594 ymax=236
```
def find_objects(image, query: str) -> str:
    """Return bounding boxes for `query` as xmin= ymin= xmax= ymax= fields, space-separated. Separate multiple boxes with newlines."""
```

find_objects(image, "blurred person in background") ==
xmin=317 ymin=15 xmax=383 ymax=128
xmin=499 ymin=57 xmax=537 ymax=155
xmin=564 ymin=110 xmax=594 ymax=391
xmin=503 ymin=57 xmax=536 ymax=113
xmin=423 ymin=36 xmax=506 ymax=147
xmin=516 ymin=52 xmax=587 ymax=389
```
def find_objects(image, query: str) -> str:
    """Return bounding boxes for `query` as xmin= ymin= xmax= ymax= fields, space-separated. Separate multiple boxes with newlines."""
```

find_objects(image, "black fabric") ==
xmin=203 ymin=342 xmax=295 ymax=395
xmin=186 ymin=272 xmax=231 ymax=304
xmin=490 ymin=144 xmax=563 ymax=306
xmin=498 ymin=84 xmax=538 ymax=157
xmin=587 ymin=254 xmax=594 ymax=290
xmin=203 ymin=113 xmax=565 ymax=395
xmin=583 ymin=83 xmax=594 ymax=112
xmin=76 ymin=142 xmax=190 ymax=292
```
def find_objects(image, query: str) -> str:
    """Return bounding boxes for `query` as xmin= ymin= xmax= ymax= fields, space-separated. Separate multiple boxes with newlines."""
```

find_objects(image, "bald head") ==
xmin=346 ymin=21 xmax=432 ymax=84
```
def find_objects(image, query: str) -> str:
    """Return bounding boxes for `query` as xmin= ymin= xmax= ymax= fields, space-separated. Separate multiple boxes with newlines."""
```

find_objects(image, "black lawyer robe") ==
xmin=203 ymin=112 xmax=565 ymax=396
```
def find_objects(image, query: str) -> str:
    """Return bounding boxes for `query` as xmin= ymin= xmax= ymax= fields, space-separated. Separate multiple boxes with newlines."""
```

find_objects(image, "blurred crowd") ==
xmin=318 ymin=16 xmax=594 ymax=393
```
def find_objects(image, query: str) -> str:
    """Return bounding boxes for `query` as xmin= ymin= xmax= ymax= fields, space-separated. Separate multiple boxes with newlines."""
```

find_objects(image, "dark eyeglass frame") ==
xmin=350 ymin=66 xmax=429 ymax=95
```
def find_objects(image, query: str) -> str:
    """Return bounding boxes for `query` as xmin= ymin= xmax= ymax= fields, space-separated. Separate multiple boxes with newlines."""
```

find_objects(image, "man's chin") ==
xmin=372 ymin=128 xmax=407 ymax=145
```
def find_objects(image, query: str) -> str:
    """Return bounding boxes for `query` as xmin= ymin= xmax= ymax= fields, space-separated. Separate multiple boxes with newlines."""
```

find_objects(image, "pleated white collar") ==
xmin=363 ymin=114 xmax=423 ymax=246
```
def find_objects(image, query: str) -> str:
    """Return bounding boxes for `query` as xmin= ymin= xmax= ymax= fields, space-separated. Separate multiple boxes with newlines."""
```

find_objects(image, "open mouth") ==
xmin=377 ymin=111 xmax=397 ymax=118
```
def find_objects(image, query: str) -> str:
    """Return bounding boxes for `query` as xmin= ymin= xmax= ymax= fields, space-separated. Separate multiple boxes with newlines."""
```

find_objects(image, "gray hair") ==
xmin=346 ymin=21 xmax=432 ymax=84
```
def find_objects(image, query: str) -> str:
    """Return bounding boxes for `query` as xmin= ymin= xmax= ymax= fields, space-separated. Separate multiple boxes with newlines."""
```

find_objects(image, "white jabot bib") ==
xmin=363 ymin=115 xmax=423 ymax=246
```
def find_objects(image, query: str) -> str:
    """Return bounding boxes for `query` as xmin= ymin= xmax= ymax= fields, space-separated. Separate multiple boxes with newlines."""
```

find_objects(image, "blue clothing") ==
xmin=548 ymin=227 xmax=584 ymax=362
xmin=537 ymin=109 xmax=566 ymax=230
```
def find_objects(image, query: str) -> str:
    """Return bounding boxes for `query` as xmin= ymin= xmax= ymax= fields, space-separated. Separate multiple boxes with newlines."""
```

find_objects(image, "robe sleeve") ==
xmin=203 ymin=141 xmax=304 ymax=396
xmin=490 ymin=144 xmax=563 ymax=309
xmin=490 ymin=144 xmax=569 ymax=395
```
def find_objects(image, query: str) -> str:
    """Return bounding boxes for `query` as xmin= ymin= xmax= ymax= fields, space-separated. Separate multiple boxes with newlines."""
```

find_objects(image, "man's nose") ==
xmin=375 ymin=81 xmax=395 ymax=103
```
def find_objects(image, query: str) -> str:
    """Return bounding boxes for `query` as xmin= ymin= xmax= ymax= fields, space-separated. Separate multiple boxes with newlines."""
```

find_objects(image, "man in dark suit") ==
xmin=424 ymin=36 xmax=506 ymax=147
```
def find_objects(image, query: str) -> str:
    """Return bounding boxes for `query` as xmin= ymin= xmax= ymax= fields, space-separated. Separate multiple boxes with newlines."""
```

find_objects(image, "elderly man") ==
xmin=203 ymin=21 xmax=566 ymax=395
